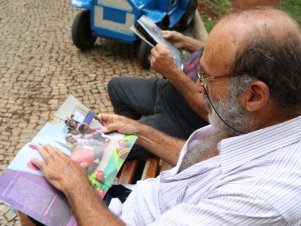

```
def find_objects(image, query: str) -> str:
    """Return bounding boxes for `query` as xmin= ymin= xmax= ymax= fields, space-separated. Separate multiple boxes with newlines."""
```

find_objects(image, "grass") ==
xmin=281 ymin=0 xmax=301 ymax=25
xmin=197 ymin=0 xmax=301 ymax=32
xmin=197 ymin=0 xmax=230 ymax=32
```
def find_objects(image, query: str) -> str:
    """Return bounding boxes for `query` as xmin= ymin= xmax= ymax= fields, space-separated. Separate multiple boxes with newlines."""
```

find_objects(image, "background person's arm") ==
xmin=162 ymin=30 xmax=204 ymax=53
xmin=99 ymin=114 xmax=185 ymax=166
xmin=151 ymin=44 xmax=208 ymax=121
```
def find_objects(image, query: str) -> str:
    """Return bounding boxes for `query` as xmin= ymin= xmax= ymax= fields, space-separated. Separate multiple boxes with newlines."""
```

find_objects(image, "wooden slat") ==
xmin=117 ymin=159 xmax=139 ymax=184
xmin=141 ymin=157 xmax=160 ymax=180
xmin=19 ymin=212 xmax=36 ymax=226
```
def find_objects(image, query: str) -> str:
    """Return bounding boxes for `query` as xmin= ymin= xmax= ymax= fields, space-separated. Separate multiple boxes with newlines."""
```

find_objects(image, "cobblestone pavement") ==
xmin=0 ymin=0 xmax=156 ymax=225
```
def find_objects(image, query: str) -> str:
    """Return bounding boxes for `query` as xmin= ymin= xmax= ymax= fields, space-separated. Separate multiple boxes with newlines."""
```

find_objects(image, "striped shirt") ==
xmin=182 ymin=48 xmax=203 ymax=81
xmin=120 ymin=116 xmax=301 ymax=225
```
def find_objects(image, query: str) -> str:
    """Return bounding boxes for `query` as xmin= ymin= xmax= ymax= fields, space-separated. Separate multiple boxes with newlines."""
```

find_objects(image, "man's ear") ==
xmin=240 ymin=81 xmax=270 ymax=112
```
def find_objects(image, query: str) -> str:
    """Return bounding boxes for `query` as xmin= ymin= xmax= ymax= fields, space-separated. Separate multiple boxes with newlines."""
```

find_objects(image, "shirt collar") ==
xmin=220 ymin=116 xmax=301 ymax=174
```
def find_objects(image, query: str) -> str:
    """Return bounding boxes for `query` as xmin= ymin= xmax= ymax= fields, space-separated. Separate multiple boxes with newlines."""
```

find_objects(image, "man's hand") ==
xmin=98 ymin=113 xmax=141 ymax=135
xmin=31 ymin=145 xmax=89 ymax=193
xmin=163 ymin=30 xmax=204 ymax=53
xmin=150 ymin=44 xmax=179 ymax=78
xmin=162 ymin=30 xmax=186 ymax=49
xmin=32 ymin=144 xmax=125 ymax=226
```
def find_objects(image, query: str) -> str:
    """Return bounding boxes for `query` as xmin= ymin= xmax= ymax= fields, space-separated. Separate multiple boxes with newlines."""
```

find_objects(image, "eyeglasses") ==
xmin=197 ymin=69 xmax=249 ymax=87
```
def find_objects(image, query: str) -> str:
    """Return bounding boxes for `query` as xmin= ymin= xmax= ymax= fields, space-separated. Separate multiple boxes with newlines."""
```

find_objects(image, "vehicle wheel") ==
xmin=138 ymin=41 xmax=152 ymax=69
xmin=72 ymin=10 xmax=96 ymax=50
xmin=178 ymin=0 xmax=197 ymax=31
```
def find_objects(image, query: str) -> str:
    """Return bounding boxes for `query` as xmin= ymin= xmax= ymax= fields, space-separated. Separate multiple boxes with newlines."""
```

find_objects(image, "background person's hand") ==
xmin=162 ymin=30 xmax=186 ymax=49
xmin=150 ymin=44 xmax=178 ymax=78
xmin=31 ymin=145 xmax=90 ymax=193
xmin=98 ymin=113 xmax=141 ymax=135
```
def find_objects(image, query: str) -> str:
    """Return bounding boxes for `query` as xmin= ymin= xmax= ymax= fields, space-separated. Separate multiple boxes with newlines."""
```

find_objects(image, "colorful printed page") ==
xmin=0 ymin=96 xmax=137 ymax=226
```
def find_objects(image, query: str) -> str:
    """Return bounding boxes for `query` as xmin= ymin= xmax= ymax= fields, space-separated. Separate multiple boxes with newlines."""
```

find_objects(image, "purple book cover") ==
xmin=0 ymin=96 xmax=137 ymax=226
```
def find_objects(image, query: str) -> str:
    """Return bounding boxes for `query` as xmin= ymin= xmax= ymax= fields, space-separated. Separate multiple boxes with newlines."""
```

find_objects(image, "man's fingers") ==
xmin=151 ymin=46 xmax=159 ymax=57
xmin=156 ymin=44 xmax=167 ymax=51
xmin=97 ymin=113 xmax=118 ymax=125
xmin=157 ymin=44 xmax=171 ymax=56
xmin=98 ymin=113 xmax=112 ymax=121
xmin=162 ymin=30 xmax=173 ymax=39
xmin=98 ymin=114 xmax=131 ymax=133
xmin=153 ymin=44 xmax=165 ymax=52
xmin=31 ymin=158 xmax=45 ymax=171
xmin=101 ymin=122 xmax=119 ymax=133
xmin=37 ymin=145 xmax=51 ymax=161
xmin=151 ymin=44 xmax=170 ymax=64
xmin=80 ymin=162 xmax=89 ymax=170
xmin=43 ymin=144 xmax=60 ymax=153
xmin=37 ymin=144 xmax=67 ymax=162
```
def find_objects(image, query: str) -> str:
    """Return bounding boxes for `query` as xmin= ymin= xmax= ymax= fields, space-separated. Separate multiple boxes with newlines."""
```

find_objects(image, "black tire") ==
xmin=72 ymin=10 xmax=96 ymax=50
xmin=138 ymin=41 xmax=152 ymax=69
xmin=178 ymin=0 xmax=197 ymax=31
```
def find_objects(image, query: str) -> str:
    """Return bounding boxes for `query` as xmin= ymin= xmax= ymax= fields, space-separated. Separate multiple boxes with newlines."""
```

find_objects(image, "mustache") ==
xmin=202 ymin=92 xmax=209 ymax=103
xmin=202 ymin=87 xmax=245 ymax=135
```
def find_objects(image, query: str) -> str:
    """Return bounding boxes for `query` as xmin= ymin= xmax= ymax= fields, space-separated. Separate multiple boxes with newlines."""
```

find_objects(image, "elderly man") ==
xmin=28 ymin=8 xmax=301 ymax=225
xmin=108 ymin=1 xmax=281 ymax=160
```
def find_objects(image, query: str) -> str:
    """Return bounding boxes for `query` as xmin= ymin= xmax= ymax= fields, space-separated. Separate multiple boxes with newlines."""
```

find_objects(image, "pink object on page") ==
xmin=70 ymin=148 xmax=94 ymax=165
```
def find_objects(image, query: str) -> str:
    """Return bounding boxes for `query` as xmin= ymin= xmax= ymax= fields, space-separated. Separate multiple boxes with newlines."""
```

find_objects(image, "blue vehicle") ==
xmin=71 ymin=0 xmax=197 ymax=68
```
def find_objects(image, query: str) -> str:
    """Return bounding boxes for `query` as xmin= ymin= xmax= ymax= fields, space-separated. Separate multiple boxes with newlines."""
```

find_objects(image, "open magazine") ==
xmin=131 ymin=15 xmax=183 ymax=69
xmin=0 ymin=96 xmax=137 ymax=226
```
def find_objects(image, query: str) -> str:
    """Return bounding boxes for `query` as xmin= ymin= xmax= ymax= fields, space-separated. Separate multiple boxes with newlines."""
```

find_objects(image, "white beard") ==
xmin=178 ymin=129 xmax=228 ymax=172
xmin=205 ymin=83 xmax=255 ymax=136
xmin=179 ymin=79 xmax=256 ymax=172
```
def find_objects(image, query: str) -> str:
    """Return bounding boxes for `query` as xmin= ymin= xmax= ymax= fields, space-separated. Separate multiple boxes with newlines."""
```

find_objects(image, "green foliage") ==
xmin=201 ymin=16 xmax=215 ymax=32
xmin=198 ymin=0 xmax=301 ymax=32
xmin=281 ymin=0 xmax=301 ymax=25
xmin=198 ymin=0 xmax=231 ymax=32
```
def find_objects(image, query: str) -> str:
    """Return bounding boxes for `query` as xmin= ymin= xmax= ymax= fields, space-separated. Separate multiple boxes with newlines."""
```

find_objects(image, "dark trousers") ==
xmin=108 ymin=77 xmax=206 ymax=160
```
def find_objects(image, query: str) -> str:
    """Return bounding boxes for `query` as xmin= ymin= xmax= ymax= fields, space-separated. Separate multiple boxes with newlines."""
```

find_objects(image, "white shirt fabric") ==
xmin=120 ymin=116 xmax=301 ymax=225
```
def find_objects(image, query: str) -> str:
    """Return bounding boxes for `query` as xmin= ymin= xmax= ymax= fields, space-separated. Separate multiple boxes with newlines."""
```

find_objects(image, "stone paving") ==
xmin=0 ymin=0 xmax=156 ymax=225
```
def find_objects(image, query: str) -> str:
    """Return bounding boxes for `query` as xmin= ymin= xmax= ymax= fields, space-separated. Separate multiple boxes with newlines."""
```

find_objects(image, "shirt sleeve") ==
xmin=148 ymin=192 xmax=285 ymax=226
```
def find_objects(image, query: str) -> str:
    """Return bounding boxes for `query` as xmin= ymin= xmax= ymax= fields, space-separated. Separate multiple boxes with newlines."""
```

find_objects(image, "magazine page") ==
xmin=130 ymin=25 xmax=155 ymax=48
xmin=0 ymin=96 xmax=137 ymax=226
xmin=133 ymin=15 xmax=183 ymax=69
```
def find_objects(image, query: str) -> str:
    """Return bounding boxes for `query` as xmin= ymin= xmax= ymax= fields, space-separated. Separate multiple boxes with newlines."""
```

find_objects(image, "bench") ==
xmin=117 ymin=157 xmax=172 ymax=184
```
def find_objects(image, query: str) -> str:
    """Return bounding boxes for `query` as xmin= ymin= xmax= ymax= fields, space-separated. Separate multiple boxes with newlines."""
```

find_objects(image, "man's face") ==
xmin=200 ymin=38 xmax=235 ymax=116
xmin=199 ymin=19 xmax=255 ymax=135
xmin=203 ymin=79 xmax=254 ymax=135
